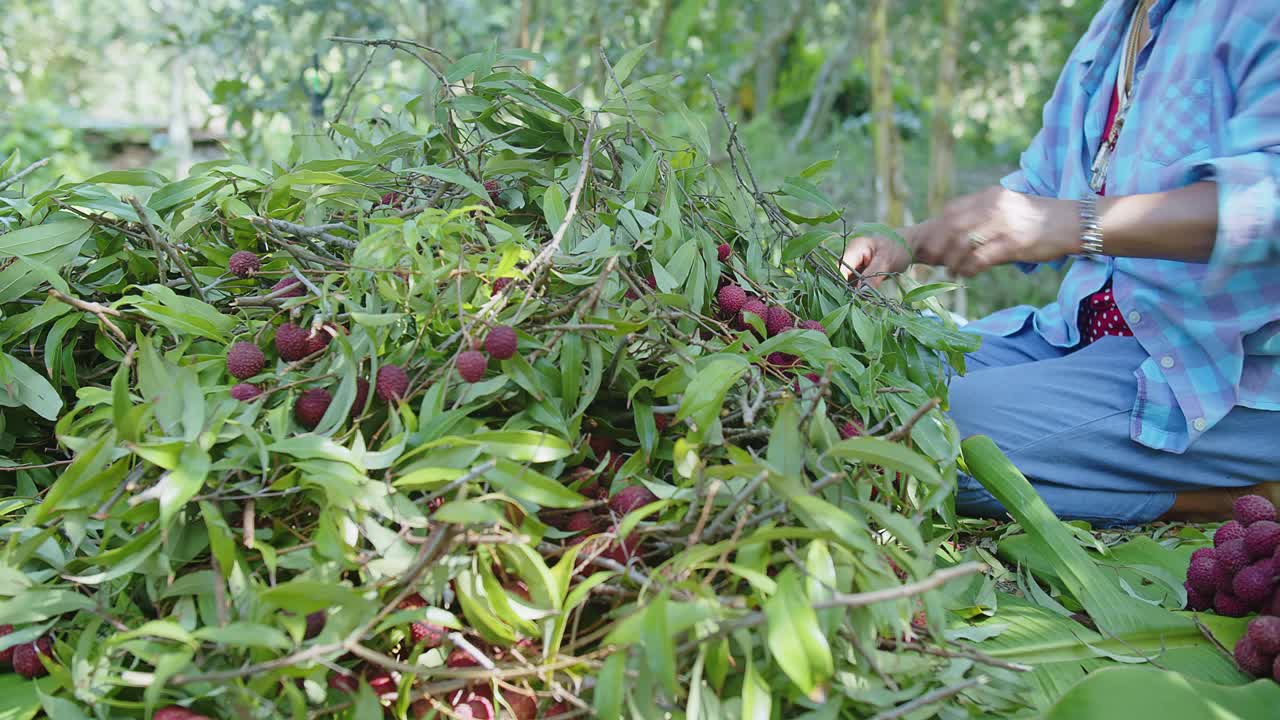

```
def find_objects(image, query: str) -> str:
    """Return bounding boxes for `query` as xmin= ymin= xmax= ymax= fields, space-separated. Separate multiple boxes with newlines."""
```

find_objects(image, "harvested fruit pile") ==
xmin=1181 ymin=495 xmax=1280 ymax=680
xmin=0 ymin=51 xmax=991 ymax=718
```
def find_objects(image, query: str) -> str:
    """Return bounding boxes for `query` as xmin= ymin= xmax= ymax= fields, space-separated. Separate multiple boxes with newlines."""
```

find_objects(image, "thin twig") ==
xmin=47 ymin=289 xmax=128 ymax=343
xmin=0 ymin=157 xmax=49 ymax=192
xmin=248 ymin=217 xmax=357 ymax=250
xmin=129 ymin=197 xmax=203 ymax=299
xmin=867 ymin=677 xmax=988 ymax=720
xmin=522 ymin=117 xmax=598 ymax=278
xmin=884 ymin=398 xmax=941 ymax=442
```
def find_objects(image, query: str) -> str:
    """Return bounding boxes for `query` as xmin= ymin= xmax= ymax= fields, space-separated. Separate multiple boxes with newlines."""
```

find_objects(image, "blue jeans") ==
xmin=950 ymin=323 xmax=1280 ymax=526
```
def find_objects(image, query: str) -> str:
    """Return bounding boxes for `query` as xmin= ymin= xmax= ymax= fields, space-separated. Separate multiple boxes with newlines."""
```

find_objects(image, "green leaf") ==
xmin=676 ymin=355 xmax=750 ymax=435
xmin=0 ymin=219 xmax=92 ymax=257
xmin=642 ymin=592 xmax=679 ymax=696
xmin=148 ymin=176 xmax=220 ymax=211
xmin=610 ymin=43 xmax=653 ymax=88
xmin=594 ymin=652 xmax=626 ymax=720
xmin=826 ymin=436 xmax=941 ymax=485
xmin=766 ymin=567 xmax=832 ymax=696
xmin=408 ymin=165 xmax=491 ymax=204
xmin=0 ymin=351 xmax=62 ymax=420
xmin=766 ymin=399 xmax=803 ymax=480
xmin=741 ymin=658 xmax=772 ymax=720
xmin=488 ymin=459 xmax=584 ymax=508
xmin=782 ymin=230 xmax=839 ymax=263
xmin=192 ymin=622 xmax=292 ymax=650
xmin=465 ymin=431 xmax=574 ymax=463
xmin=1044 ymin=666 xmax=1280 ymax=720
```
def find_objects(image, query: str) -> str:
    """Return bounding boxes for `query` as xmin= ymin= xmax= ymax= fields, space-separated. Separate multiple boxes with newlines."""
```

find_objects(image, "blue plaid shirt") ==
xmin=972 ymin=0 xmax=1280 ymax=453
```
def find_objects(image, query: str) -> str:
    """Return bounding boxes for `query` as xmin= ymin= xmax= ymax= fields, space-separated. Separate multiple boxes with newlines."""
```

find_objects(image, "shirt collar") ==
xmin=1076 ymin=0 xmax=1176 ymax=91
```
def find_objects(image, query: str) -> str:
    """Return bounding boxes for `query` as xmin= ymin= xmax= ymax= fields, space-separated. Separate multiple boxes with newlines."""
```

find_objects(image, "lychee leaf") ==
xmin=676 ymin=354 xmax=750 ymax=437
xmin=488 ymin=458 xmax=585 ymax=509
xmin=826 ymin=437 xmax=942 ymax=486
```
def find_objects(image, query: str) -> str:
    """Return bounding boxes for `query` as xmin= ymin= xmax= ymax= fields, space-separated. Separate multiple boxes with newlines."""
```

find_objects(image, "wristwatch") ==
xmin=1079 ymin=194 xmax=1104 ymax=257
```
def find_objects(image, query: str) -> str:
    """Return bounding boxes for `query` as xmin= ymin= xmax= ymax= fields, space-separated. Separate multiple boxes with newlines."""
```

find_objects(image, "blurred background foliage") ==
xmin=0 ymin=0 xmax=1099 ymax=315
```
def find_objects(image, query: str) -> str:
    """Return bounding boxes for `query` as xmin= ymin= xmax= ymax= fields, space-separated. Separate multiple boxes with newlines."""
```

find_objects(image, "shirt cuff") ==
xmin=1190 ymin=154 xmax=1280 ymax=288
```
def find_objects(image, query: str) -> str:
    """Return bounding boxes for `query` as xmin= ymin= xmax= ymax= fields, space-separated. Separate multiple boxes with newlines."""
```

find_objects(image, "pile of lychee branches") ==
xmin=0 ymin=45 xmax=1009 ymax=719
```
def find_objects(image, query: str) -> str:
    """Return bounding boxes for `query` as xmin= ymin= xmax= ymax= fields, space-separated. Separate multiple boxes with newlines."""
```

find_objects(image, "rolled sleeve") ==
xmin=1194 ymin=6 xmax=1280 ymax=287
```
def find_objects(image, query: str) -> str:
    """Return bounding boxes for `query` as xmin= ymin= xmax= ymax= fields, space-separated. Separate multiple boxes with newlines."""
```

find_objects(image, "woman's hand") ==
xmin=918 ymin=186 xmax=1079 ymax=277
xmin=840 ymin=230 xmax=913 ymax=287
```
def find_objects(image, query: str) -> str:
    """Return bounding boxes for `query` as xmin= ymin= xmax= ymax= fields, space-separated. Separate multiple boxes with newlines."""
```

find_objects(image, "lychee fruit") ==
xmin=602 ymin=532 xmax=640 ymax=564
xmin=587 ymin=434 xmax=616 ymax=459
xmin=738 ymin=298 xmax=768 ymax=330
xmin=565 ymin=511 xmax=598 ymax=534
xmin=485 ymin=325 xmax=518 ymax=360
xmin=1186 ymin=554 xmax=1219 ymax=594
xmin=367 ymin=670 xmax=396 ymax=696
xmin=799 ymin=319 xmax=826 ymax=333
xmin=498 ymin=688 xmax=538 ymax=720
xmin=1234 ymin=495 xmax=1276 ymax=526
xmin=717 ymin=285 xmax=747 ymax=315
xmin=483 ymin=179 xmax=502 ymax=204
xmin=717 ymin=243 xmax=732 ymax=262
xmin=654 ymin=413 xmax=671 ymax=433
xmin=446 ymin=646 xmax=481 ymax=669
xmin=1232 ymin=562 xmax=1276 ymax=606
xmin=492 ymin=277 xmax=513 ymax=293
xmin=0 ymin=624 xmax=13 ymax=666
xmin=1217 ymin=538 xmax=1251 ymax=577
xmin=303 ymin=610 xmax=326 ymax=640
xmin=230 ymin=383 xmax=262 ymax=402
xmin=839 ymin=419 xmax=865 ymax=440
xmin=1216 ymin=520 xmax=1247 ymax=547
xmin=376 ymin=365 xmax=409 ymax=402
xmin=545 ymin=702 xmax=572 ymax=717
xmin=1214 ymin=589 xmax=1252 ymax=617
xmin=411 ymin=621 xmax=447 ymax=648
xmin=764 ymin=306 xmax=794 ymax=336
xmin=1191 ymin=547 xmax=1216 ymax=563
xmin=1245 ymin=520 xmax=1280 ymax=560
xmin=645 ymin=274 xmax=657 ymax=290
xmin=350 ymin=378 xmax=370 ymax=419
xmin=328 ymin=672 xmax=359 ymax=693
xmin=1184 ymin=581 xmax=1211 ymax=611
xmin=12 ymin=636 xmax=52 ymax=678
xmin=228 ymin=250 xmax=261 ymax=278
xmin=274 ymin=323 xmax=312 ymax=361
xmin=270 ymin=275 xmax=305 ymax=298
xmin=304 ymin=327 xmax=332 ymax=356
xmin=226 ymin=341 xmax=265 ymax=379
xmin=767 ymin=351 xmax=798 ymax=369
xmin=1247 ymin=616 xmax=1280 ymax=655
xmin=453 ymin=695 xmax=495 ymax=720
xmin=457 ymin=350 xmax=488 ymax=383
xmin=294 ymin=388 xmax=332 ymax=429
xmin=1234 ymin=636 xmax=1272 ymax=678
xmin=610 ymin=486 xmax=658 ymax=516
xmin=154 ymin=707 xmax=210 ymax=720
xmin=380 ymin=191 xmax=404 ymax=208
xmin=1274 ymin=654 xmax=1280 ymax=683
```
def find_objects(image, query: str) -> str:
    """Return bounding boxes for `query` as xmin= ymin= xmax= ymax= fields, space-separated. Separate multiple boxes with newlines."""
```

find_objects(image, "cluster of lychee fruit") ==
xmin=0 ymin=625 xmax=54 ymax=680
xmin=716 ymin=282 xmax=825 ymax=370
xmin=1179 ymin=495 xmax=1280 ymax=680
xmin=456 ymin=325 xmax=520 ymax=384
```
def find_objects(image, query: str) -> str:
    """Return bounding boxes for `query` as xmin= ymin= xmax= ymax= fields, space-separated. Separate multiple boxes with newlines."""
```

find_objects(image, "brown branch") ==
xmin=868 ymin=677 xmax=988 ymax=720
xmin=0 ymin=157 xmax=50 ymax=192
xmin=522 ymin=116 xmax=598 ymax=278
xmin=47 ymin=289 xmax=128 ymax=343
xmin=128 ymin=197 xmax=203 ymax=299
xmin=884 ymin=397 xmax=941 ymax=442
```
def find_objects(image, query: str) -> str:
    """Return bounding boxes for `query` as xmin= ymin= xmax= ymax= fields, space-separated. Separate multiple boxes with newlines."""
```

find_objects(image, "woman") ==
xmin=843 ymin=0 xmax=1279 ymax=526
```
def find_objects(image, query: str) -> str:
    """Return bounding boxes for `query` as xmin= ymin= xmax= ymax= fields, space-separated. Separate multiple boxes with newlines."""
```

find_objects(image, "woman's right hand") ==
xmin=839 ymin=229 xmax=913 ymax=287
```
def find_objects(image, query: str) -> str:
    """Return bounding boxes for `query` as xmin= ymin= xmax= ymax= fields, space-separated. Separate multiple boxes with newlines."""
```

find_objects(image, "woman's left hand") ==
xmin=913 ymin=186 xmax=1080 ymax=277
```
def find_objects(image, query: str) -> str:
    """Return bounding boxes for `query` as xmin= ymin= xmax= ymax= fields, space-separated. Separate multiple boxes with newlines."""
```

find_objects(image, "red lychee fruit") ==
xmin=799 ymin=319 xmax=826 ymax=333
xmin=1186 ymin=554 xmax=1219 ymax=594
xmin=1191 ymin=547 xmax=1216 ymax=563
xmin=367 ymin=670 xmax=396 ymax=695
xmin=1247 ymin=615 xmax=1280 ymax=655
xmin=350 ymin=378 xmax=370 ymax=419
xmin=1234 ymin=636 xmax=1272 ymax=678
xmin=1214 ymin=589 xmax=1252 ymax=617
xmin=565 ymin=512 xmax=598 ymax=535
xmin=230 ymin=383 xmax=262 ymax=402
xmin=767 ymin=352 xmax=798 ymax=368
xmin=12 ymin=636 xmax=52 ymax=678
xmin=302 ymin=610 xmax=326 ymax=640
xmin=610 ymin=486 xmax=658 ymax=516
xmin=654 ymin=413 xmax=671 ymax=433
xmin=0 ymin=624 xmax=13 ymax=666
xmin=446 ymin=646 xmax=481 ymax=669
xmin=453 ymin=695 xmax=495 ymax=720
xmin=498 ymin=688 xmax=538 ymax=720
xmin=154 ymin=707 xmax=210 ymax=720
xmin=483 ymin=179 xmax=502 ymax=205
xmin=380 ymin=191 xmax=404 ymax=208
xmin=717 ymin=243 xmax=732 ymax=262
xmin=327 ymin=672 xmax=359 ymax=693
xmin=1232 ymin=562 xmax=1276 ymax=606
xmin=226 ymin=341 xmax=265 ymax=379
xmin=411 ymin=621 xmax=447 ymax=648
xmin=294 ymin=388 xmax=332 ymax=429
xmin=457 ymin=350 xmax=488 ymax=383
xmin=1234 ymin=495 xmax=1276 ymax=526
xmin=485 ymin=325 xmax=518 ymax=360
xmin=1274 ymin=654 xmax=1280 ymax=683
xmin=602 ymin=532 xmax=640 ymax=564
xmin=645 ymin=274 xmax=657 ymax=290
xmin=764 ymin=306 xmax=794 ymax=337
xmin=492 ymin=277 xmax=512 ymax=293
xmin=270 ymin=275 xmax=305 ymax=298
xmin=304 ymin=327 xmax=332 ymax=356
xmin=587 ymin=434 xmax=616 ymax=459
xmin=545 ymin=702 xmax=572 ymax=718
xmin=1216 ymin=520 xmax=1247 ymax=547
xmin=228 ymin=250 xmax=261 ymax=278
xmin=839 ymin=420 xmax=865 ymax=440
xmin=274 ymin=323 xmax=312 ymax=362
xmin=1245 ymin=520 xmax=1280 ymax=560
xmin=376 ymin=364 xmax=409 ymax=403
xmin=737 ymin=297 xmax=768 ymax=329
xmin=1184 ymin=581 xmax=1211 ymax=611
xmin=1217 ymin=538 xmax=1251 ymax=577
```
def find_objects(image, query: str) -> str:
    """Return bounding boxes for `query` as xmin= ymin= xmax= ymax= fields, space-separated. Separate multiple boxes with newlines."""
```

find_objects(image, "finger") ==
xmin=940 ymin=227 xmax=975 ymax=272
xmin=840 ymin=240 xmax=872 ymax=281
xmin=954 ymin=236 xmax=1011 ymax=277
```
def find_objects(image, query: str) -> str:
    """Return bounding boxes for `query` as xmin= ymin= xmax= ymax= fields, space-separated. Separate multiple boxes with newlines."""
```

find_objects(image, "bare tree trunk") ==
xmin=928 ymin=0 xmax=966 ymax=315
xmin=653 ymin=0 xmax=675 ymax=55
xmin=514 ymin=0 xmax=534 ymax=71
xmin=868 ymin=0 xmax=904 ymax=227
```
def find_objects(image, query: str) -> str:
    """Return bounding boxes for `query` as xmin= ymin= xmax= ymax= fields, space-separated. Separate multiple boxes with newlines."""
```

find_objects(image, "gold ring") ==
xmin=967 ymin=232 xmax=987 ymax=249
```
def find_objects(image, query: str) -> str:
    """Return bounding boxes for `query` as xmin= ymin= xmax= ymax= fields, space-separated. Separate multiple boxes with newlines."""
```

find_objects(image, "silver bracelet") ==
xmin=1079 ymin=194 xmax=1104 ymax=256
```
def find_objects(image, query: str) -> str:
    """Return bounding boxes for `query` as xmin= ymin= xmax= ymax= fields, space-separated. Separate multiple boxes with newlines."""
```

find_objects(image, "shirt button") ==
xmin=1127 ymin=311 xmax=1141 ymax=324
xmin=1193 ymin=418 xmax=1207 ymax=432
xmin=1160 ymin=355 xmax=1175 ymax=369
